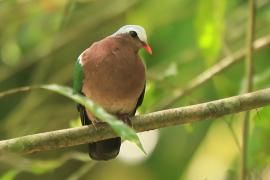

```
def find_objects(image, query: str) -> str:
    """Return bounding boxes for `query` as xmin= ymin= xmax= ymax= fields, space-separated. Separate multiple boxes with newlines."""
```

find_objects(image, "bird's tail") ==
xmin=77 ymin=104 xmax=121 ymax=160
xmin=88 ymin=137 xmax=121 ymax=160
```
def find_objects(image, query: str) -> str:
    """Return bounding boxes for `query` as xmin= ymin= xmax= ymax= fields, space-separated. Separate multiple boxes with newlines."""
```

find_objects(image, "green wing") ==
xmin=73 ymin=57 xmax=84 ymax=94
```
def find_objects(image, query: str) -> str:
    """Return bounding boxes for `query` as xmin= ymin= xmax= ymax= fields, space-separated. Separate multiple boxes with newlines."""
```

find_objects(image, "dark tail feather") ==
xmin=77 ymin=104 xmax=121 ymax=160
xmin=88 ymin=137 xmax=121 ymax=161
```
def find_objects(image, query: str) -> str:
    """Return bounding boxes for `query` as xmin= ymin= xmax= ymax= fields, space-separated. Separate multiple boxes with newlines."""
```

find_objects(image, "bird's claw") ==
xmin=91 ymin=120 xmax=99 ymax=130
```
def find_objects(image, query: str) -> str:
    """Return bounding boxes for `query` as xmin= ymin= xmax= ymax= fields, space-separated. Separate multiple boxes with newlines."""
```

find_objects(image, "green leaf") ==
xmin=0 ymin=170 xmax=20 ymax=180
xmin=30 ymin=160 xmax=61 ymax=174
xmin=69 ymin=117 xmax=81 ymax=128
xmin=195 ymin=0 xmax=227 ymax=65
xmin=41 ymin=84 xmax=146 ymax=154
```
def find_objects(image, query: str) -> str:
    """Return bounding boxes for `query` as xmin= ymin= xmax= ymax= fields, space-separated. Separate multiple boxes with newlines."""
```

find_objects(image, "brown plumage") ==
xmin=81 ymin=35 xmax=145 ymax=116
xmin=77 ymin=27 xmax=150 ymax=160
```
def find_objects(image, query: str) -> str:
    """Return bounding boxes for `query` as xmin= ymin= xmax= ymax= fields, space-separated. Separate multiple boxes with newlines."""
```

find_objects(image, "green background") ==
xmin=0 ymin=0 xmax=270 ymax=179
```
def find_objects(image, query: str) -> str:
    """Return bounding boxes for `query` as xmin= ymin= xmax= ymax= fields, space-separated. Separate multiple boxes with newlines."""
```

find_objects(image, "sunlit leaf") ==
xmin=30 ymin=160 xmax=61 ymax=174
xmin=1 ymin=39 xmax=21 ymax=66
xmin=195 ymin=0 xmax=227 ymax=65
xmin=69 ymin=117 xmax=81 ymax=128
xmin=0 ymin=170 xmax=20 ymax=180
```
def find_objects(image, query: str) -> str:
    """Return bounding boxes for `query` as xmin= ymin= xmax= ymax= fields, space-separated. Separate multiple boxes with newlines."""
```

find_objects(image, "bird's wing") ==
xmin=73 ymin=56 xmax=84 ymax=94
xmin=73 ymin=56 xmax=90 ymax=126
xmin=132 ymin=82 xmax=146 ymax=115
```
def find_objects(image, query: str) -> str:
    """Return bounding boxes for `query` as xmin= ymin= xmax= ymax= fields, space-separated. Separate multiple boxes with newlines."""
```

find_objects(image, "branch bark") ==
xmin=0 ymin=88 xmax=269 ymax=155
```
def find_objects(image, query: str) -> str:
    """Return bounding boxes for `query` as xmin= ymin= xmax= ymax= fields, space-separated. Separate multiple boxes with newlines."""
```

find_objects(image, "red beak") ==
xmin=143 ymin=43 xmax=152 ymax=55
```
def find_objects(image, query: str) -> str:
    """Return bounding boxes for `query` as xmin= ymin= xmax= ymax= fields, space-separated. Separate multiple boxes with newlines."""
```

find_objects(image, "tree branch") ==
xmin=0 ymin=88 xmax=269 ymax=155
xmin=154 ymin=35 xmax=270 ymax=110
xmin=0 ymin=86 xmax=37 ymax=98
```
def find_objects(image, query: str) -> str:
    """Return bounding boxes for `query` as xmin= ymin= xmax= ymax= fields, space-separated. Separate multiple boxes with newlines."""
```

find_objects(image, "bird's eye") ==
xmin=129 ymin=31 xmax=137 ymax=38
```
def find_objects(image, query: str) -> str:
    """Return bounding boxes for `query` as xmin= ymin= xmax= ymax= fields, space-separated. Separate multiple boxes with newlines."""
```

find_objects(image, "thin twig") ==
xmin=241 ymin=0 xmax=256 ymax=180
xmin=0 ymin=88 xmax=269 ymax=155
xmin=0 ymin=86 xmax=38 ymax=98
xmin=153 ymin=35 xmax=270 ymax=111
xmin=223 ymin=116 xmax=241 ymax=152
xmin=222 ymin=42 xmax=242 ymax=151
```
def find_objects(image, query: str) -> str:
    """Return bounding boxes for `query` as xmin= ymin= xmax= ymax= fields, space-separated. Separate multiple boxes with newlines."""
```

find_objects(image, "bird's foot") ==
xmin=86 ymin=111 xmax=100 ymax=130
xmin=117 ymin=114 xmax=132 ymax=127
xmin=91 ymin=120 xmax=99 ymax=130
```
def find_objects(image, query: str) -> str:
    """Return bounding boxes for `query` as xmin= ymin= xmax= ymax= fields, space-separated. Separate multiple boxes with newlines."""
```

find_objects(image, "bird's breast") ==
xmin=82 ymin=50 xmax=145 ymax=114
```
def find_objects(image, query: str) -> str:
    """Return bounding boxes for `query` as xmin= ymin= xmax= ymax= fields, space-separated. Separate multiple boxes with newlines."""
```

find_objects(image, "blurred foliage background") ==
xmin=0 ymin=0 xmax=270 ymax=179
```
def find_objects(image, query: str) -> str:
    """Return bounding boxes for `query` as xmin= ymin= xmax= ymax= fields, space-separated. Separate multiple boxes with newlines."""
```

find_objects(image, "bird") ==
xmin=73 ymin=25 xmax=152 ymax=160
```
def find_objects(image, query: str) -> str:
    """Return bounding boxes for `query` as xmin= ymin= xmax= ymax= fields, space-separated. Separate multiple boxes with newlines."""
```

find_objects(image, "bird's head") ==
xmin=112 ymin=25 xmax=152 ymax=55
